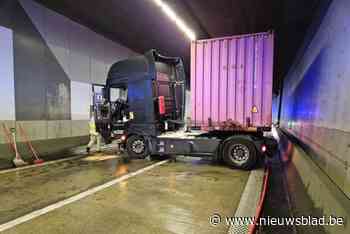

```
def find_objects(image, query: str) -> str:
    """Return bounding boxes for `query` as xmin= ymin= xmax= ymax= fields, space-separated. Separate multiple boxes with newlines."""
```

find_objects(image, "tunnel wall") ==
xmin=0 ymin=26 xmax=15 ymax=122
xmin=0 ymin=0 xmax=137 ymax=168
xmin=280 ymin=0 xmax=350 ymax=207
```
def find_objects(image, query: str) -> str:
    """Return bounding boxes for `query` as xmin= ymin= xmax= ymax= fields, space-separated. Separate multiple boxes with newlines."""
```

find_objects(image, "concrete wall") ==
xmin=281 ymin=0 xmax=350 ymax=198
xmin=0 ymin=26 xmax=15 ymax=121
xmin=279 ymin=130 xmax=350 ymax=234
xmin=280 ymin=0 xmax=350 ymax=231
xmin=19 ymin=0 xmax=136 ymax=85
xmin=0 ymin=0 xmax=137 ymax=168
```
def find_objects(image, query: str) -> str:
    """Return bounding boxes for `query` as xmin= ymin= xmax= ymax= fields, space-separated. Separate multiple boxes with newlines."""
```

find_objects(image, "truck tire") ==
xmin=126 ymin=135 xmax=149 ymax=159
xmin=222 ymin=138 xmax=257 ymax=170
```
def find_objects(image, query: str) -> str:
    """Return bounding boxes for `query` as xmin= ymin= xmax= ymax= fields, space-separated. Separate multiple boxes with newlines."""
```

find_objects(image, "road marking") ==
xmin=0 ymin=160 xmax=169 ymax=232
xmin=82 ymin=155 xmax=119 ymax=162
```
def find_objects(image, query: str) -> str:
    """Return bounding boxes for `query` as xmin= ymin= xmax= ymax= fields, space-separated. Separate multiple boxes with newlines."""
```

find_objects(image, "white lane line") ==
xmin=0 ymin=160 xmax=169 ymax=232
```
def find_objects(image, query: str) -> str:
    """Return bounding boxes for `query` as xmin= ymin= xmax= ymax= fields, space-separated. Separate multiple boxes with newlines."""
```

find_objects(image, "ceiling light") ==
xmin=152 ymin=0 xmax=196 ymax=41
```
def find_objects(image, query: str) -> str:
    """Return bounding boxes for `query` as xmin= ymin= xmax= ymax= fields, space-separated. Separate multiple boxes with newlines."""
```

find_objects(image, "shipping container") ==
xmin=191 ymin=32 xmax=274 ymax=129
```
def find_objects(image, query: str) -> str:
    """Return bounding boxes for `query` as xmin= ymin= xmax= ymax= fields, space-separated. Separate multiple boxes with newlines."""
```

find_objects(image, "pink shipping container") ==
xmin=190 ymin=32 xmax=274 ymax=129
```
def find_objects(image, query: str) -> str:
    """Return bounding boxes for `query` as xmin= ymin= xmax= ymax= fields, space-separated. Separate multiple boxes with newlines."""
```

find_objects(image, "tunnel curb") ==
xmin=228 ymin=168 xmax=266 ymax=234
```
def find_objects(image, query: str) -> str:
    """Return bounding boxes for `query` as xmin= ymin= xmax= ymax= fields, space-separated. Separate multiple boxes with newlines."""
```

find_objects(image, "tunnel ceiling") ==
xmin=34 ymin=0 xmax=323 ymax=94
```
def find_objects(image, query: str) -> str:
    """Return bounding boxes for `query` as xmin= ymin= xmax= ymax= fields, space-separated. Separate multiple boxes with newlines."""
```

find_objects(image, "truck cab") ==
xmin=95 ymin=50 xmax=186 ymax=154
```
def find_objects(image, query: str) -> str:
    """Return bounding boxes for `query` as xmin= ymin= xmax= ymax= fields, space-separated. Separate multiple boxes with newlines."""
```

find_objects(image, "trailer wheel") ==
xmin=126 ymin=135 xmax=149 ymax=159
xmin=222 ymin=138 xmax=257 ymax=170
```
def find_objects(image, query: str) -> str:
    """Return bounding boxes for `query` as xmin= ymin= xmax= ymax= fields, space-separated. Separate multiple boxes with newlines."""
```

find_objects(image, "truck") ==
xmin=94 ymin=31 xmax=277 ymax=170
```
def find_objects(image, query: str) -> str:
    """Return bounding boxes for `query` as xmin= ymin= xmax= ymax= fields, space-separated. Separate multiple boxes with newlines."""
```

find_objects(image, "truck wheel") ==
xmin=222 ymin=138 xmax=257 ymax=170
xmin=126 ymin=135 xmax=149 ymax=159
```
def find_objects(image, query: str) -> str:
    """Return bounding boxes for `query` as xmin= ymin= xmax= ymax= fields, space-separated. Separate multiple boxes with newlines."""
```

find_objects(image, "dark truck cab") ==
xmin=95 ymin=50 xmax=276 ymax=170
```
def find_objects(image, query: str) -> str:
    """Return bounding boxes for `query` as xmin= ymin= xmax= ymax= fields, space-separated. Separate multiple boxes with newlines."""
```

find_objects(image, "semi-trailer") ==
xmin=94 ymin=31 xmax=277 ymax=170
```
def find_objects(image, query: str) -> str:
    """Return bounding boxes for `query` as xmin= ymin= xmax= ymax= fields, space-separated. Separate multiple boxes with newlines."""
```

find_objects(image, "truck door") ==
xmin=92 ymin=84 xmax=107 ymax=121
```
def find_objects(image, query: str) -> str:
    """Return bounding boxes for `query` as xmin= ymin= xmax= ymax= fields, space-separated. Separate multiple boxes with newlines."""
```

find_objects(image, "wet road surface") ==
xmin=0 ymin=155 xmax=250 ymax=234
xmin=0 ymin=151 xmax=153 ymax=224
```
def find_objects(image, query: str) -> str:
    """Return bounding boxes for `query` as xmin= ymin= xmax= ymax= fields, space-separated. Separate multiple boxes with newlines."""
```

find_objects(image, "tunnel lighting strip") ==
xmin=153 ymin=0 xmax=196 ymax=41
xmin=0 ymin=160 xmax=169 ymax=232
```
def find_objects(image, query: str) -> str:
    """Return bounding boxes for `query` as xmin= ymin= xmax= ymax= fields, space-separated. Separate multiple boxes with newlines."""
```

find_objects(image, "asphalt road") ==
xmin=0 ymin=153 xmax=250 ymax=234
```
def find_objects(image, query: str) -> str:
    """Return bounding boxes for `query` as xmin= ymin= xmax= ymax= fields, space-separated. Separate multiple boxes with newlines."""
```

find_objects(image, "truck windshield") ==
xmin=110 ymin=87 xmax=127 ymax=102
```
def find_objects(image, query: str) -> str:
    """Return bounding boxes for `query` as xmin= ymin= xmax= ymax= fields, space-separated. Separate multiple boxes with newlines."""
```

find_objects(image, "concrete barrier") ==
xmin=0 ymin=120 xmax=89 ymax=169
xmin=279 ymin=129 xmax=350 ymax=234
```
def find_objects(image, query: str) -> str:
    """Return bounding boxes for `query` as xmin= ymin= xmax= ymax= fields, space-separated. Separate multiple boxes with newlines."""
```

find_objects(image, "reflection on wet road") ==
xmin=0 ymin=152 xmax=153 ymax=224
xmin=1 ymin=156 xmax=250 ymax=234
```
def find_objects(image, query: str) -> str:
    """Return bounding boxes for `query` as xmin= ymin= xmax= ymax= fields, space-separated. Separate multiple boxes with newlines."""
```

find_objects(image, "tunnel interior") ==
xmin=0 ymin=0 xmax=349 ymax=234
